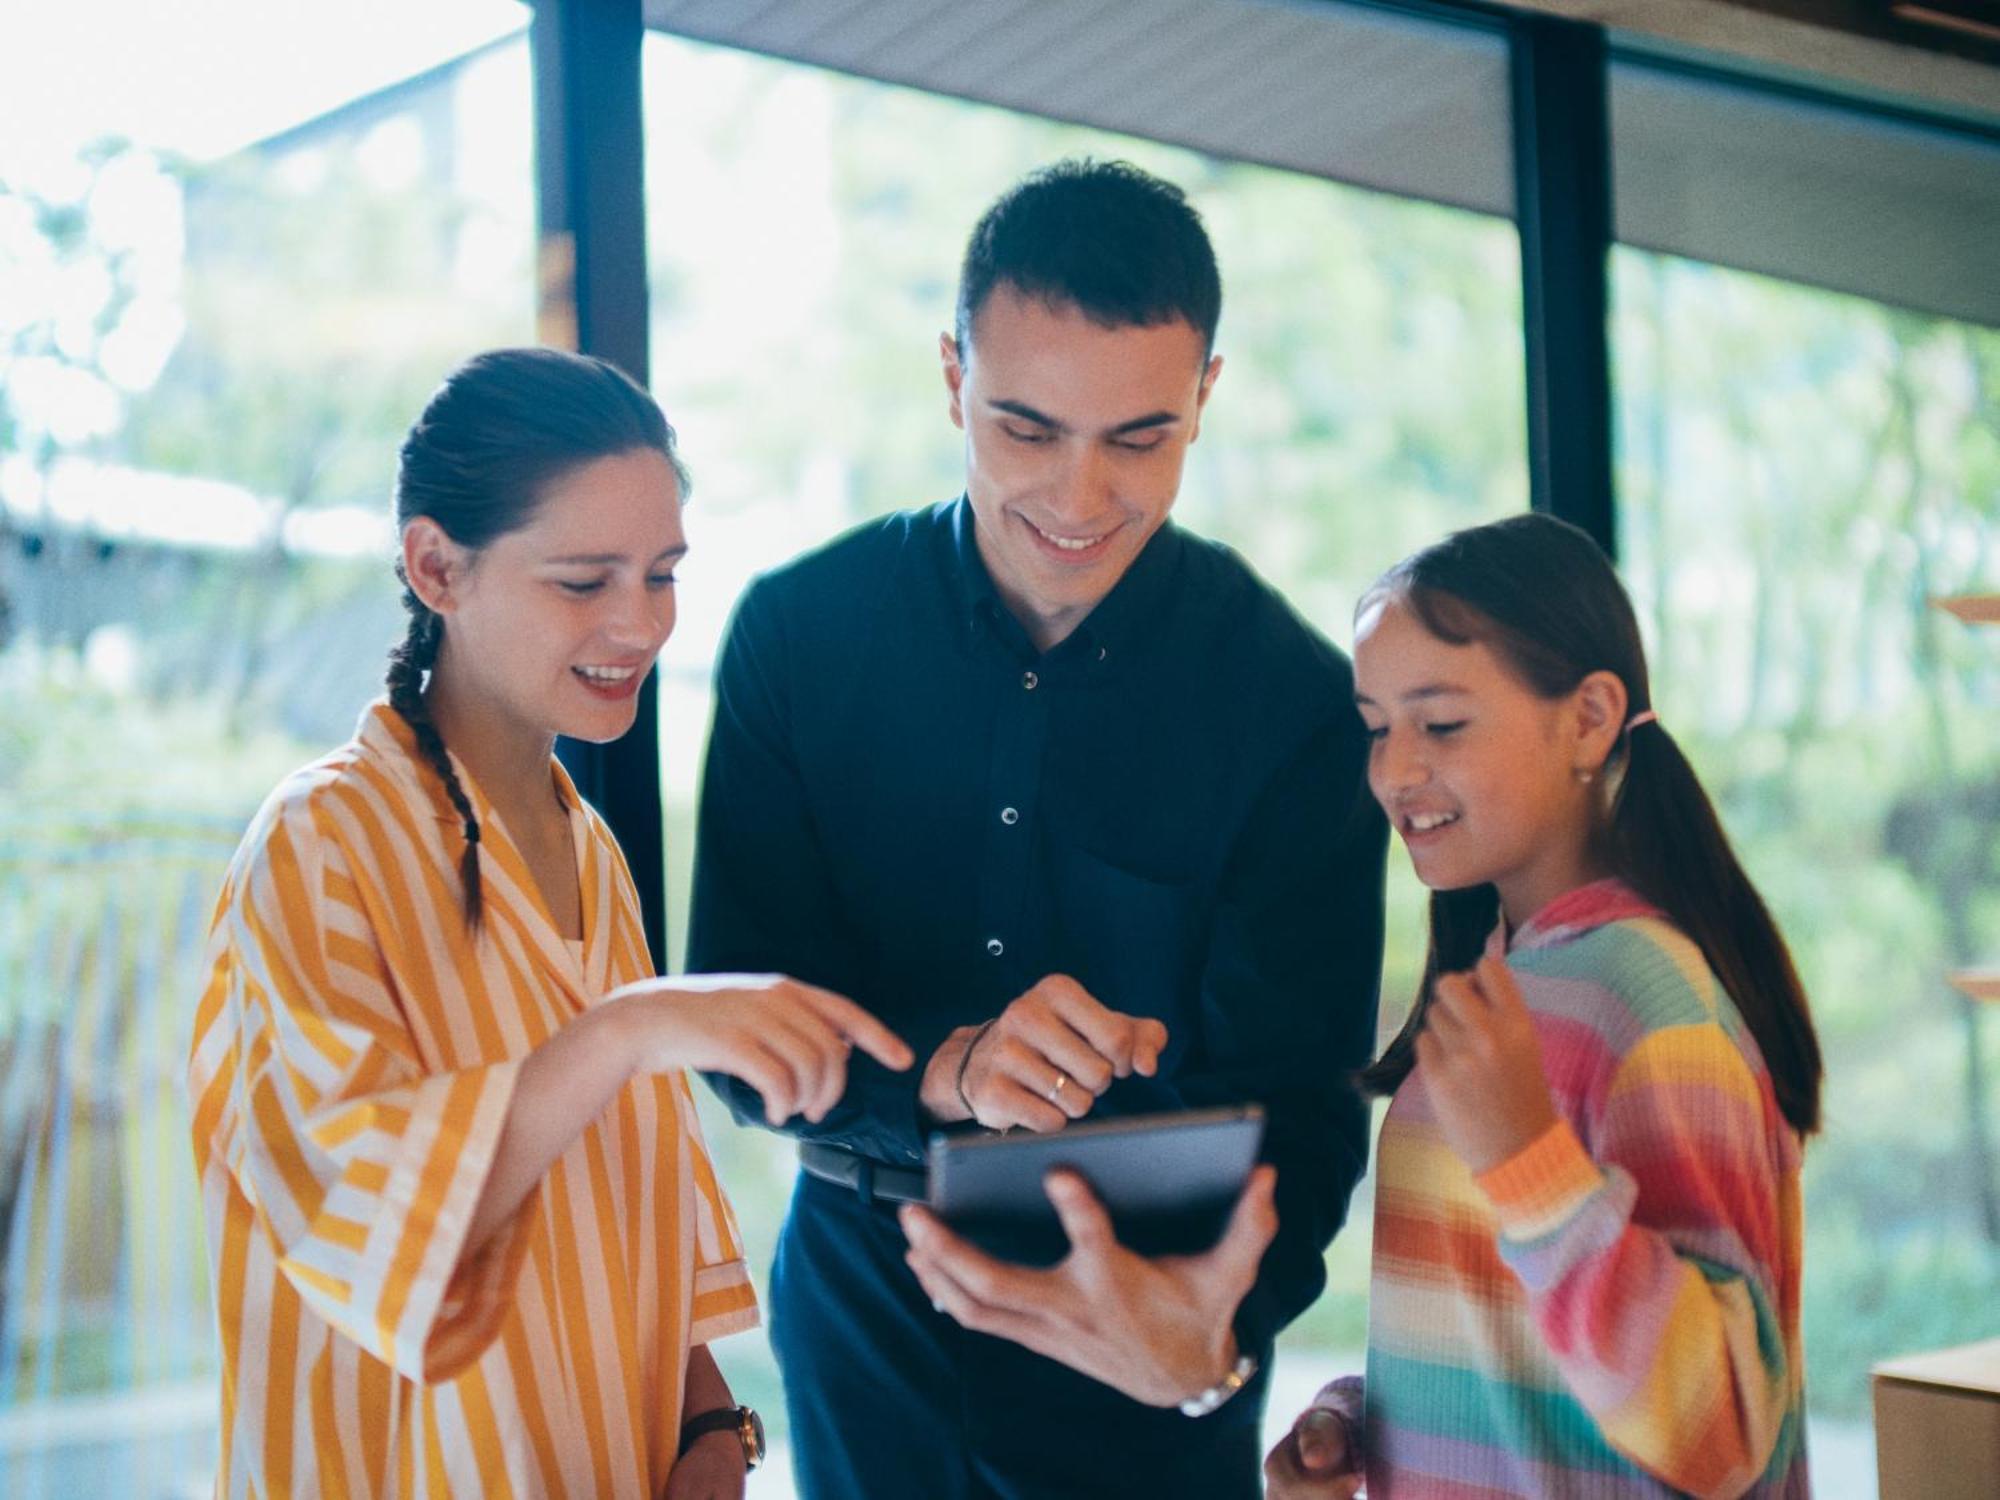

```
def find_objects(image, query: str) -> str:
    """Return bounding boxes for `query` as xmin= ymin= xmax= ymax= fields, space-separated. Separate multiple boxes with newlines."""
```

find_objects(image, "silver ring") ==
xmin=1046 ymin=1072 xmax=1069 ymax=1104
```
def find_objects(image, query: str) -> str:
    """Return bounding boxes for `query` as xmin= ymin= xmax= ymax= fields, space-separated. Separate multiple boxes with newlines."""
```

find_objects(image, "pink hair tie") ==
xmin=1626 ymin=710 xmax=1660 ymax=733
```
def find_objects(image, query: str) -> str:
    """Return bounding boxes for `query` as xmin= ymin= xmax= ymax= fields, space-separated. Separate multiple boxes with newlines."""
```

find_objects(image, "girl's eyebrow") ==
xmin=1355 ymin=683 xmax=1473 ymax=707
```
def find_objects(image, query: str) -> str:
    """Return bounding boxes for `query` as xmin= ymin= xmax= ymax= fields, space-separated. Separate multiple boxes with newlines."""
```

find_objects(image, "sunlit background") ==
xmin=2 ymin=3 xmax=1995 ymax=1497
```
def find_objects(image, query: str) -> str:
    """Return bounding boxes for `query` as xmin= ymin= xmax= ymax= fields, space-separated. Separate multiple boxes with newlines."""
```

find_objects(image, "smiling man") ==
xmin=687 ymin=160 xmax=1388 ymax=1500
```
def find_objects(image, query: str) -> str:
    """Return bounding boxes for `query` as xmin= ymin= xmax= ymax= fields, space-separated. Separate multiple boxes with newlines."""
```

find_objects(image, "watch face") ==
xmin=741 ymin=1406 xmax=766 ymax=1469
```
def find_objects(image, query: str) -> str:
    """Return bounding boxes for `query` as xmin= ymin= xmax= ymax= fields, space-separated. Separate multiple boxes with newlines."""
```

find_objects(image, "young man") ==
xmin=688 ymin=159 xmax=1387 ymax=1499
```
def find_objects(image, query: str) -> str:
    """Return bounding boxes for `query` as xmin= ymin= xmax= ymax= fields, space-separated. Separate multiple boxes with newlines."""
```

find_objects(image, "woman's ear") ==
xmin=1572 ymin=669 xmax=1629 ymax=777
xmin=401 ymin=518 xmax=465 ymax=615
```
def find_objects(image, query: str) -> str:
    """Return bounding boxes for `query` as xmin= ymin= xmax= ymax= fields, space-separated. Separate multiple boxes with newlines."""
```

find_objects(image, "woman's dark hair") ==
xmin=387 ymin=346 xmax=686 ymax=930
xmin=956 ymin=157 xmax=1222 ymax=358
xmin=1356 ymin=513 xmax=1823 ymax=1136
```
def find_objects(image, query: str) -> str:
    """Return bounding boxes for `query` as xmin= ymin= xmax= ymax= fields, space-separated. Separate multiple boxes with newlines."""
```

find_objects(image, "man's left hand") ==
xmin=898 ymin=1164 xmax=1278 ymax=1407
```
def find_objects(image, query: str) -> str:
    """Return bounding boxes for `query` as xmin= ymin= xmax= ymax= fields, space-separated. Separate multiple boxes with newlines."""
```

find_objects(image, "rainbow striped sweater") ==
xmin=1322 ymin=880 xmax=1809 ymax=1498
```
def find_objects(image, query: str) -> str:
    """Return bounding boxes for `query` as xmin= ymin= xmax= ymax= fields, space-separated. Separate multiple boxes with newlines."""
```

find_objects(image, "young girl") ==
xmin=187 ymin=348 xmax=911 ymax=1499
xmin=1266 ymin=513 xmax=1821 ymax=1499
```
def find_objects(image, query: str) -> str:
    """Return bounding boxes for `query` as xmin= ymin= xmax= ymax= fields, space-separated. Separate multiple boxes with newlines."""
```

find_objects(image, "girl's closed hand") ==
xmin=1263 ymin=1406 xmax=1362 ymax=1498
xmin=610 ymin=974 xmax=913 ymax=1125
xmin=1413 ymin=953 xmax=1559 ymax=1175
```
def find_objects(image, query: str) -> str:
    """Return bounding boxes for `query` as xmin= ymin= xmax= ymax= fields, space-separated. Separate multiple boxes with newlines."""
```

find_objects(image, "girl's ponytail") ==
xmin=1611 ymin=719 xmax=1823 ymax=1134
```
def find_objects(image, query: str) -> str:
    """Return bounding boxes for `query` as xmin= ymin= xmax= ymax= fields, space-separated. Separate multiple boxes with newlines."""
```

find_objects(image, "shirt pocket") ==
xmin=1049 ymin=843 xmax=1205 ymax=1035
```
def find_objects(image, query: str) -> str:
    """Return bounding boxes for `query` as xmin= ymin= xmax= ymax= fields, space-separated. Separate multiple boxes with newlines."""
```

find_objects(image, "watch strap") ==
xmin=678 ymin=1405 xmax=747 ymax=1458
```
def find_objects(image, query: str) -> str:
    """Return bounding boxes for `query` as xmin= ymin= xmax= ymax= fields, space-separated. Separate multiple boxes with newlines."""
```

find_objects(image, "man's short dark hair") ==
xmin=955 ymin=158 xmax=1222 ymax=359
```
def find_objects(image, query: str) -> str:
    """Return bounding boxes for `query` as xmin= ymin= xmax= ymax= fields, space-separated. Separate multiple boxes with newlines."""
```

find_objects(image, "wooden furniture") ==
xmin=1874 ymin=598 xmax=2000 ymax=1498
xmin=1873 ymin=1339 xmax=2000 ymax=1500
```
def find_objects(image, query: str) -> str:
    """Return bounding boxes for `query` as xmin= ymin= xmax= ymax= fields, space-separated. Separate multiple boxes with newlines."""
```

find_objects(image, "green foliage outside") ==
xmin=0 ymin=34 xmax=1993 ymax=1469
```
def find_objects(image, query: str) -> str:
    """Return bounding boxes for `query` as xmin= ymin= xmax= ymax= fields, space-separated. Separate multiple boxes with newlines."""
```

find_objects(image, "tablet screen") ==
xmin=925 ymin=1105 xmax=1265 ymax=1265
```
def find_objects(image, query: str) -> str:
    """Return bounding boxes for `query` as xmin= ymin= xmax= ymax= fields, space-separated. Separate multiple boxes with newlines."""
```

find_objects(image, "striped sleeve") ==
xmin=675 ymin=1075 xmax=760 ymax=1344
xmin=216 ymin=792 xmax=538 ymax=1382
xmin=1475 ymin=1020 xmax=1795 ymax=1500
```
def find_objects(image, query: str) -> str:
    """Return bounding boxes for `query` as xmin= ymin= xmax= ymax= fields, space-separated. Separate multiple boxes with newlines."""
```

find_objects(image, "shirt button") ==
xmin=1022 ymin=671 xmax=1038 ymax=690
xmin=1000 ymin=807 xmax=1019 ymax=825
xmin=986 ymin=937 xmax=1005 ymax=957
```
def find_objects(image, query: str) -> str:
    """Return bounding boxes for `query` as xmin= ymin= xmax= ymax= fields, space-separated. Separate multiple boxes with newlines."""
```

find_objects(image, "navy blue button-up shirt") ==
xmin=688 ymin=496 xmax=1386 ymax=1347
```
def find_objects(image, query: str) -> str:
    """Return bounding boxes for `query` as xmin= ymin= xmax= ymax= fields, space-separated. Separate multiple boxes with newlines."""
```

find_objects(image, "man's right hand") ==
xmin=918 ymin=975 xmax=1168 ymax=1132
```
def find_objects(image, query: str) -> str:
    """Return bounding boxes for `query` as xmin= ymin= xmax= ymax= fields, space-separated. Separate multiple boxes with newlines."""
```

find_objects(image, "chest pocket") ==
xmin=1048 ymin=844 xmax=1204 ymax=1033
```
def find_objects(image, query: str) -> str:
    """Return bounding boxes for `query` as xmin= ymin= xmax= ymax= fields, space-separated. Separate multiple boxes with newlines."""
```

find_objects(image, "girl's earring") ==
xmin=1574 ymin=766 xmax=1595 ymax=785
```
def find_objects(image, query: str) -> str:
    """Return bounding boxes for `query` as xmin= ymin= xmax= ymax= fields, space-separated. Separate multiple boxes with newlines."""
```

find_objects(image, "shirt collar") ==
xmin=354 ymin=698 xmax=582 ymax=828
xmin=1504 ymin=877 xmax=1661 ymax=955
xmin=943 ymin=493 xmax=1185 ymax=666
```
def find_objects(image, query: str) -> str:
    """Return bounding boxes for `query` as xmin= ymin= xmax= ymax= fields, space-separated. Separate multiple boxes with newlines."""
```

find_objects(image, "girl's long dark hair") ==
xmin=1357 ymin=513 xmax=1823 ymax=1137
xmin=389 ymin=347 xmax=686 ymax=930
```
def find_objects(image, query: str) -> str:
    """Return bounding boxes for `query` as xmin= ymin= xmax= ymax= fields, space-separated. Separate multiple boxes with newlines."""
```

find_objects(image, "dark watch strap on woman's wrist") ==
xmin=678 ymin=1404 xmax=763 ymax=1470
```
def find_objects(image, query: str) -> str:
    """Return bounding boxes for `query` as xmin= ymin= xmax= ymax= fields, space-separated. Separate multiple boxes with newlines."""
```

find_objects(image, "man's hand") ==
xmin=1264 ymin=1406 xmax=1362 ymax=1499
xmin=1414 ymin=953 xmax=1559 ymax=1175
xmin=918 ymin=974 xmax=1169 ymax=1132
xmin=898 ymin=1165 xmax=1276 ymax=1407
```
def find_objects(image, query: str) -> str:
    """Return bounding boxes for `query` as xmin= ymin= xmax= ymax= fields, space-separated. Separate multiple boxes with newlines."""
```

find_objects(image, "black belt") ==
xmin=799 ymin=1142 xmax=928 ymax=1206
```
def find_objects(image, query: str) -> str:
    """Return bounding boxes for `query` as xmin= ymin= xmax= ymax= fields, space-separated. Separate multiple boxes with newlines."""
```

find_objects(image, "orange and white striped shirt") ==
xmin=188 ymin=701 xmax=758 ymax=1498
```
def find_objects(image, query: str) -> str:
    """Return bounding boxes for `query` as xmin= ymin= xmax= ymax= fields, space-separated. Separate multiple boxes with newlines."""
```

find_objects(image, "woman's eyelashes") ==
xmin=555 ymin=571 xmax=678 ymax=596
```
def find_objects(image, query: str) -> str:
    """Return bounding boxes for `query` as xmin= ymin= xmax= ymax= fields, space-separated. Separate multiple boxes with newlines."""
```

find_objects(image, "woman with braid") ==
xmin=188 ymin=348 xmax=912 ymax=1499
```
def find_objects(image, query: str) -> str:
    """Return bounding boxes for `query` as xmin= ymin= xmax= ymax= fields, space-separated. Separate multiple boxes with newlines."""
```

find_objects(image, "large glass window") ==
xmin=641 ymin=33 xmax=1528 ymax=1472
xmin=1613 ymin=246 xmax=2000 ymax=1493
xmin=0 ymin=6 xmax=533 ymax=1492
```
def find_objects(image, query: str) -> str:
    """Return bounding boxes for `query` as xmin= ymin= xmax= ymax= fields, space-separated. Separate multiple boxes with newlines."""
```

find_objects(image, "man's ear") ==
xmin=1189 ymin=353 xmax=1223 ymax=444
xmin=940 ymin=331 xmax=967 ymax=432
xmin=401 ymin=517 xmax=466 ymax=616
xmin=1572 ymin=669 xmax=1629 ymax=777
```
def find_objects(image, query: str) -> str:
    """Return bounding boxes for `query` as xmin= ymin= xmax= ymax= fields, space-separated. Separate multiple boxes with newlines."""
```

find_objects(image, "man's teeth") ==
xmin=576 ymin=665 xmax=638 ymax=682
xmin=1032 ymin=522 xmax=1105 ymax=551
xmin=1408 ymin=811 xmax=1459 ymax=832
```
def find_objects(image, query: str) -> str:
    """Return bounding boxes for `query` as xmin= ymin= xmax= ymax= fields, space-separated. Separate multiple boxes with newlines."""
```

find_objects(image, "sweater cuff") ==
xmin=1475 ymin=1117 xmax=1605 ymax=1241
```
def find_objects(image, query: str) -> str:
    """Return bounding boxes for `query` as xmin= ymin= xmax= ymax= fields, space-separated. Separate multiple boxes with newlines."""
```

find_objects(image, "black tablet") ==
xmin=925 ymin=1104 xmax=1266 ymax=1265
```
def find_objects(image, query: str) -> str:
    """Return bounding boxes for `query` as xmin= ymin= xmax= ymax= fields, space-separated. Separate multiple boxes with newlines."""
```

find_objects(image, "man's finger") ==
xmin=1029 ymin=1017 xmax=1117 ymax=1097
xmin=996 ymin=1025 xmax=1110 ymax=1107
xmin=903 ymin=1214 xmax=1045 ymax=1310
xmin=1133 ymin=1018 xmax=1168 ymax=1076
xmin=1205 ymin=1164 xmax=1278 ymax=1286
xmin=978 ymin=1072 xmax=1070 ymax=1133
xmin=1042 ymin=980 xmax=1144 ymax=1073
xmin=1045 ymin=1170 xmax=1119 ymax=1260
xmin=911 ymin=1252 xmax=1066 ymax=1355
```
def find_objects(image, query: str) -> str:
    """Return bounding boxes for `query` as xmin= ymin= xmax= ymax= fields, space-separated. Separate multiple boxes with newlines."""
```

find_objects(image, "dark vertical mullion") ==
xmin=532 ymin=0 xmax=668 ymax=968
xmin=1511 ymin=14 xmax=1617 ymax=558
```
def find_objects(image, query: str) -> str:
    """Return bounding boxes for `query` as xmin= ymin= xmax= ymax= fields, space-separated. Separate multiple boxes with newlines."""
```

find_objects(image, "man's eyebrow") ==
xmin=989 ymin=399 xmax=1063 ymax=431
xmin=988 ymin=400 xmax=1183 ymax=437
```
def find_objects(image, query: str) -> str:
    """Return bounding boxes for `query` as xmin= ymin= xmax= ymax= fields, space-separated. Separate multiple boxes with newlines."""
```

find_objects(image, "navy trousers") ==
xmin=769 ymin=1172 xmax=1268 ymax=1500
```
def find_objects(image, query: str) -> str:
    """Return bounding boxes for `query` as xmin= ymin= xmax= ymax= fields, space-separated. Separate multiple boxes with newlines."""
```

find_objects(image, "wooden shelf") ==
xmin=1930 ymin=594 xmax=2000 ymax=626
xmin=1947 ymin=969 xmax=2000 ymax=1004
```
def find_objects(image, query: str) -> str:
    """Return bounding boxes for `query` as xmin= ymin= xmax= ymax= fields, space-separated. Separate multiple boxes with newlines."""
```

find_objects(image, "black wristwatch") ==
xmin=679 ymin=1404 xmax=765 ymax=1471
